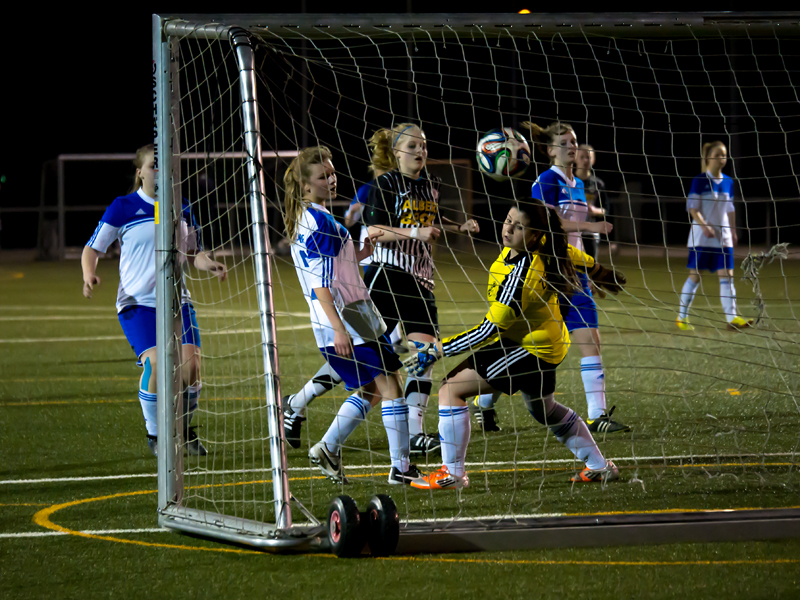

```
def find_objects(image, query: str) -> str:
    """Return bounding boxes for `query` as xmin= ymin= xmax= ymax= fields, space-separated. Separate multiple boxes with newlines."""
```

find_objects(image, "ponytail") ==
xmin=129 ymin=144 xmax=154 ymax=193
xmin=368 ymin=122 xmax=421 ymax=174
xmin=521 ymin=121 xmax=575 ymax=165
xmin=283 ymin=146 xmax=333 ymax=241
xmin=518 ymin=198 xmax=579 ymax=298
xmin=701 ymin=140 xmax=726 ymax=172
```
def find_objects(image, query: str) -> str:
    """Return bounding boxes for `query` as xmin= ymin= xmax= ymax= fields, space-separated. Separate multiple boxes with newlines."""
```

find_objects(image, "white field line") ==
xmin=0 ymin=528 xmax=168 ymax=539
xmin=1 ymin=452 xmax=794 ymax=486
xmin=0 ymin=324 xmax=311 ymax=344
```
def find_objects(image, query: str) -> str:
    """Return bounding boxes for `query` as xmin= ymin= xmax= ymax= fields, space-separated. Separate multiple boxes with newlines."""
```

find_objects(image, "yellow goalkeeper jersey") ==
xmin=441 ymin=244 xmax=594 ymax=365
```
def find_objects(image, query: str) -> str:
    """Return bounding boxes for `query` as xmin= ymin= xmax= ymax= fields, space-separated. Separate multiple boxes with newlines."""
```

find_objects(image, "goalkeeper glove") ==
xmin=402 ymin=341 xmax=441 ymax=377
xmin=588 ymin=263 xmax=627 ymax=295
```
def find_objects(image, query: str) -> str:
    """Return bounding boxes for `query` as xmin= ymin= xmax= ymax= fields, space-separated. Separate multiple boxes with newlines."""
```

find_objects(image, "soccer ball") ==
xmin=476 ymin=127 xmax=532 ymax=181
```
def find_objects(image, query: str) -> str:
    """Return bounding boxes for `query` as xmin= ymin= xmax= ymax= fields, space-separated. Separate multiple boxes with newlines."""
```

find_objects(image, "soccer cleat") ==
xmin=587 ymin=405 xmax=631 ymax=435
xmin=147 ymin=435 xmax=158 ymax=457
xmin=676 ymin=317 xmax=695 ymax=331
xmin=409 ymin=433 xmax=441 ymax=455
xmin=185 ymin=426 xmax=207 ymax=456
xmin=308 ymin=442 xmax=348 ymax=484
xmin=470 ymin=399 xmax=501 ymax=432
xmin=410 ymin=465 xmax=469 ymax=490
xmin=388 ymin=464 xmax=426 ymax=486
xmin=282 ymin=402 xmax=306 ymax=450
xmin=727 ymin=316 xmax=754 ymax=331
xmin=571 ymin=459 xmax=620 ymax=483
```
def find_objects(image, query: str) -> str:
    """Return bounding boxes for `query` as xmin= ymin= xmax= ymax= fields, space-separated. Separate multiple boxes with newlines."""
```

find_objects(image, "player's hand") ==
xmin=460 ymin=219 xmax=480 ymax=234
xmin=207 ymin=260 xmax=228 ymax=282
xmin=416 ymin=227 xmax=441 ymax=243
xmin=589 ymin=221 xmax=613 ymax=235
xmin=702 ymin=225 xmax=716 ymax=239
xmin=731 ymin=230 xmax=738 ymax=247
xmin=588 ymin=263 xmax=626 ymax=295
xmin=402 ymin=341 xmax=441 ymax=377
xmin=83 ymin=275 xmax=101 ymax=298
xmin=333 ymin=330 xmax=353 ymax=358
xmin=356 ymin=231 xmax=383 ymax=262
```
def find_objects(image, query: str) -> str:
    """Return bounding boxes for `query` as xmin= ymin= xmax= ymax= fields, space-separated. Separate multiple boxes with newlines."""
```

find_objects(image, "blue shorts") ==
xmin=320 ymin=340 xmax=403 ymax=391
xmin=560 ymin=272 xmax=598 ymax=332
xmin=687 ymin=247 xmax=734 ymax=272
xmin=118 ymin=304 xmax=201 ymax=366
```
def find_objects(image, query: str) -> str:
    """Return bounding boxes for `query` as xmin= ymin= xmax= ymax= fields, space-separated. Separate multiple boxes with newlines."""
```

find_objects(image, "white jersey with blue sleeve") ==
xmin=291 ymin=203 xmax=386 ymax=349
xmin=87 ymin=188 xmax=196 ymax=313
xmin=531 ymin=166 xmax=589 ymax=251
xmin=686 ymin=172 xmax=735 ymax=249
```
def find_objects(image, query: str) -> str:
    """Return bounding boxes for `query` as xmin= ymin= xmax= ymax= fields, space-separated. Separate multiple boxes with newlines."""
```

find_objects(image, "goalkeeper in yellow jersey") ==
xmin=405 ymin=199 xmax=625 ymax=490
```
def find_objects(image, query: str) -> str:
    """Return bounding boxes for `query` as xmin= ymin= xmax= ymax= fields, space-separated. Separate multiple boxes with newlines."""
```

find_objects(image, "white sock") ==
xmin=580 ymin=356 xmax=606 ymax=420
xmin=550 ymin=404 xmax=605 ymax=470
xmin=720 ymin=277 xmax=738 ymax=323
xmin=405 ymin=368 xmax=432 ymax=436
xmin=438 ymin=406 xmax=470 ymax=477
xmin=390 ymin=323 xmax=403 ymax=345
xmin=679 ymin=278 xmax=700 ymax=320
xmin=139 ymin=390 xmax=158 ymax=437
xmin=321 ymin=395 xmax=371 ymax=455
xmin=184 ymin=383 xmax=201 ymax=425
xmin=381 ymin=399 xmax=410 ymax=471
xmin=476 ymin=391 xmax=500 ymax=410
xmin=289 ymin=363 xmax=342 ymax=417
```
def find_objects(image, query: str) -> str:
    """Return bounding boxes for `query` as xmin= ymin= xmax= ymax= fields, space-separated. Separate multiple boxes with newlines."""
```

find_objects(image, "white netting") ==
xmin=164 ymin=20 xmax=800 ymax=535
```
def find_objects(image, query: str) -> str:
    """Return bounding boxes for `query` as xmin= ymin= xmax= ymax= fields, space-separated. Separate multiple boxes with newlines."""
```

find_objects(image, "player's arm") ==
xmin=565 ymin=243 xmax=626 ymax=295
xmin=440 ymin=214 xmax=480 ymax=234
xmin=192 ymin=251 xmax=228 ymax=282
xmin=313 ymin=287 xmax=352 ymax=358
xmin=344 ymin=202 xmax=363 ymax=228
xmin=689 ymin=208 xmax=715 ymax=239
xmin=81 ymin=245 xmax=101 ymax=298
xmin=561 ymin=219 xmax=612 ymax=235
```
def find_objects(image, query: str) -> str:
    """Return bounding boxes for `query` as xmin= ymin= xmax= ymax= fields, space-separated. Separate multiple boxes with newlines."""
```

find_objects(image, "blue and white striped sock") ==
xmin=138 ymin=390 xmax=158 ymax=437
xmin=381 ymin=399 xmax=410 ymax=471
xmin=438 ymin=406 xmax=470 ymax=477
xmin=321 ymin=394 xmax=371 ymax=455
xmin=580 ymin=356 xmax=606 ymax=420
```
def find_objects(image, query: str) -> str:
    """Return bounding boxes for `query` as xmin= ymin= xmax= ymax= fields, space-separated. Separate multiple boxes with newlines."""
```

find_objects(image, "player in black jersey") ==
xmin=363 ymin=123 xmax=480 ymax=455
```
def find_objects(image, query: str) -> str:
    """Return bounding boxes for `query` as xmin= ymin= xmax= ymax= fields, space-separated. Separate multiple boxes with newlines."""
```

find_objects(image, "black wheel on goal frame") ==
xmin=365 ymin=494 xmax=400 ymax=557
xmin=327 ymin=495 xmax=365 ymax=558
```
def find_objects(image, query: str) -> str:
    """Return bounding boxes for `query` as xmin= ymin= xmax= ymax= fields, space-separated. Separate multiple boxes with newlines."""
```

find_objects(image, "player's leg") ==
xmin=717 ymin=250 xmax=753 ymax=330
xmin=522 ymin=390 xmax=618 ymax=483
xmin=411 ymin=360 xmax=487 ymax=490
xmin=180 ymin=303 xmax=207 ymax=456
xmin=563 ymin=284 xmax=630 ymax=434
xmin=283 ymin=362 xmax=346 ymax=449
xmin=677 ymin=249 xmax=702 ymax=330
xmin=118 ymin=306 xmax=158 ymax=455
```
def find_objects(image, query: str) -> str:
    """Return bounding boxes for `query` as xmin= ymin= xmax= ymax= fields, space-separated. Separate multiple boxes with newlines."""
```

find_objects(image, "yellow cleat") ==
xmin=676 ymin=317 xmax=695 ymax=331
xmin=727 ymin=316 xmax=754 ymax=331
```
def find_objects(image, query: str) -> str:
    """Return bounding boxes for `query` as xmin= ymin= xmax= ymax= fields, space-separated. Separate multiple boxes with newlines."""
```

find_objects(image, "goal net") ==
xmin=154 ymin=13 xmax=800 ymax=552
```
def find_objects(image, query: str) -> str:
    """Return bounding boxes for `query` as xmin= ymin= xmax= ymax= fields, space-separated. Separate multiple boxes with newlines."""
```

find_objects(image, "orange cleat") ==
xmin=410 ymin=465 xmax=469 ymax=490
xmin=571 ymin=460 xmax=620 ymax=483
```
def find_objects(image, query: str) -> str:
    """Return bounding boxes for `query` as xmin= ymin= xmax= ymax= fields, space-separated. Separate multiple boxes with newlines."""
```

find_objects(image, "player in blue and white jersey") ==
xmin=525 ymin=121 xmax=629 ymax=435
xmin=676 ymin=141 xmax=753 ymax=331
xmin=81 ymin=144 xmax=227 ymax=457
xmin=283 ymin=146 xmax=425 ymax=486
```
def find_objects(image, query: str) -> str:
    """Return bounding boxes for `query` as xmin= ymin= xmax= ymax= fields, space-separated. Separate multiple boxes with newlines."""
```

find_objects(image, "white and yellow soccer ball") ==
xmin=476 ymin=127 xmax=532 ymax=181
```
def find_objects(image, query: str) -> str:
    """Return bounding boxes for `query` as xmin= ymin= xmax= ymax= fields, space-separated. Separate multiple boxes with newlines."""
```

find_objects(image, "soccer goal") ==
xmin=154 ymin=12 xmax=800 ymax=554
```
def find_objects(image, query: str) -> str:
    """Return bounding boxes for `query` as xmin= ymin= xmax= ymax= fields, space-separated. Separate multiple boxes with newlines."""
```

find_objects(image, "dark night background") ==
xmin=1 ymin=6 xmax=797 ymax=253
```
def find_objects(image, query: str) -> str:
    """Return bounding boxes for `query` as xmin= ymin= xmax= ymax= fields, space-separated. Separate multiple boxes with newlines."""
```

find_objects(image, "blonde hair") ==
xmin=578 ymin=143 xmax=594 ymax=153
xmin=129 ymin=144 xmax=154 ymax=193
xmin=521 ymin=121 xmax=575 ymax=164
xmin=368 ymin=123 xmax=421 ymax=174
xmin=283 ymin=146 xmax=333 ymax=241
xmin=701 ymin=141 xmax=727 ymax=172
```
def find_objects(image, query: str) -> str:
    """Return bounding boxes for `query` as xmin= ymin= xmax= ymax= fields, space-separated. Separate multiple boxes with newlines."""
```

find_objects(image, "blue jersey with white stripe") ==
xmin=686 ymin=172 xmax=735 ymax=249
xmin=87 ymin=189 xmax=199 ymax=313
xmin=531 ymin=166 xmax=588 ymax=252
xmin=291 ymin=203 xmax=382 ymax=349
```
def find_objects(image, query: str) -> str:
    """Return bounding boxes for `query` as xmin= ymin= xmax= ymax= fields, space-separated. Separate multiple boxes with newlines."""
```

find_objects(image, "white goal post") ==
xmin=153 ymin=12 xmax=800 ymax=555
